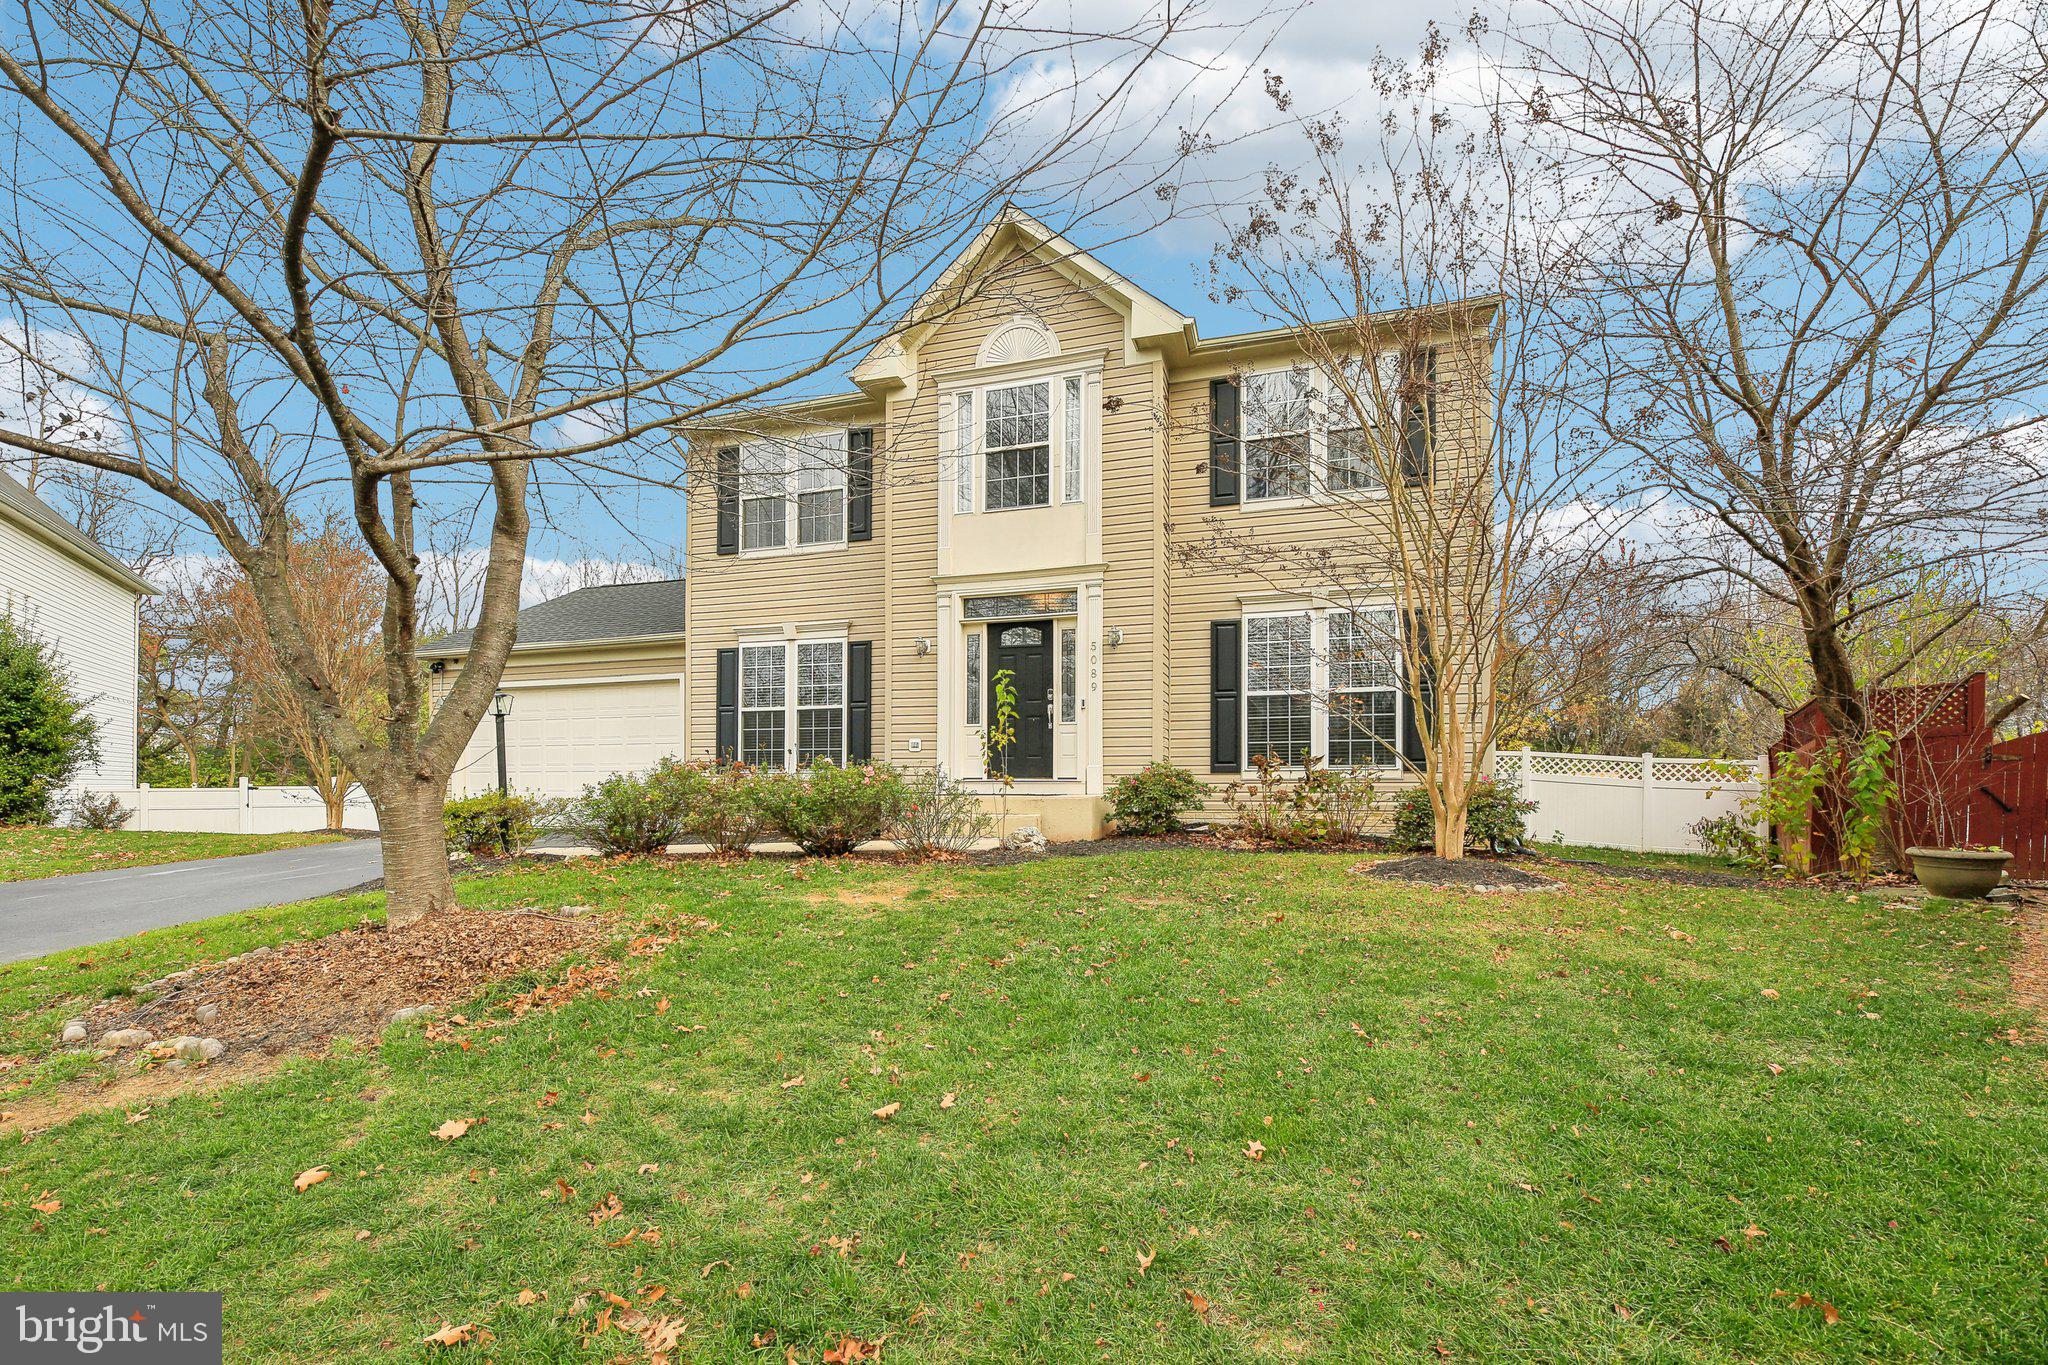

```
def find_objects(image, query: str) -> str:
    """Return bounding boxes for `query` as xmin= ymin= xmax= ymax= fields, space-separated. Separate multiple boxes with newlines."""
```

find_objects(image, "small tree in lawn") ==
xmin=0 ymin=613 xmax=98 ymax=823
xmin=1179 ymin=28 xmax=1626 ymax=858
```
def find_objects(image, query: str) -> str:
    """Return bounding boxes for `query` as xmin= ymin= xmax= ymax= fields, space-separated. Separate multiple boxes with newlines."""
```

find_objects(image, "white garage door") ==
xmin=450 ymin=678 xmax=684 ymax=798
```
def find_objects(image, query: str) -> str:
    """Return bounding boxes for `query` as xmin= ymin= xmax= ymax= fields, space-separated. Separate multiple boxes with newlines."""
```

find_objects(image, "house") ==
xmin=422 ymin=579 xmax=685 ymax=797
xmin=679 ymin=210 xmax=1491 ymax=838
xmin=426 ymin=210 xmax=1490 ymax=835
xmin=0 ymin=468 xmax=154 ymax=791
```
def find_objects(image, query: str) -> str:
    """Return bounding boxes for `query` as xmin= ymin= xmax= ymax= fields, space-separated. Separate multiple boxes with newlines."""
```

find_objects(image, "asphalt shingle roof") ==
xmin=421 ymin=577 xmax=685 ymax=656
xmin=0 ymin=468 xmax=155 ymax=594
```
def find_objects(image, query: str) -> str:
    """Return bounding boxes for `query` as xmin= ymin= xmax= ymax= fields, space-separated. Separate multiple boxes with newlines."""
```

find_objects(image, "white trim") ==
xmin=420 ymin=629 xmax=685 ymax=660
xmin=466 ymin=672 xmax=685 ymax=690
xmin=977 ymin=315 xmax=1060 ymax=367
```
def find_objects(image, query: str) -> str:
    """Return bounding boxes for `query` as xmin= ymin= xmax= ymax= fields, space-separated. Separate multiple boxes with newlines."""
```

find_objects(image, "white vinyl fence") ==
xmin=90 ymin=779 xmax=379 ymax=834
xmin=1496 ymin=749 xmax=1764 ymax=855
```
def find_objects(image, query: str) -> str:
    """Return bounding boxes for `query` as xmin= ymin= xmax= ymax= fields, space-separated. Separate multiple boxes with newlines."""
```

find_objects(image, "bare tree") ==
xmin=1520 ymin=0 xmax=2048 ymax=744
xmin=0 ymin=0 xmax=1248 ymax=923
xmin=1177 ymin=27 xmax=1624 ymax=856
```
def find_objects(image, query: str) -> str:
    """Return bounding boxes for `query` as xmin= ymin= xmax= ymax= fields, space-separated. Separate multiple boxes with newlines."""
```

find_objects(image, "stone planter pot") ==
xmin=1905 ymin=847 xmax=2012 ymax=900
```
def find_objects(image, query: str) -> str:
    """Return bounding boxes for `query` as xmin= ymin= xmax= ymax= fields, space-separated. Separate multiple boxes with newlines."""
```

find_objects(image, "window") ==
xmin=1062 ymin=376 xmax=1083 ymax=502
xmin=739 ymin=643 xmax=787 ymax=767
xmin=1245 ymin=613 xmax=1312 ymax=765
xmin=952 ymin=394 xmax=975 ymax=513
xmin=1240 ymin=357 xmax=1399 ymax=501
xmin=965 ymin=630 xmax=982 ymax=725
xmin=984 ymin=380 xmax=1051 ymax=510
xmin=1243 ymin=607 xmax=1403 ymax=769
xmin=1327 ymin=609 xmax=1399 ymax=768
xmin=738 ymin=433 xmax=846 ymax=552
xmin=740 ymin=639 xmax=846 ymax=768
xmin=1059 ymin=626 xmax=1077 ymax=723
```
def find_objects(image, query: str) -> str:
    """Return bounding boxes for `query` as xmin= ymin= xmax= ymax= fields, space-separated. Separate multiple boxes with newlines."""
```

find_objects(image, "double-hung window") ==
xmin=739 ymin=432 xmax=846 ymax=552
xmin=1243 ymin=607 xmax=1402 ymax=769
xmin=739 ymin=638 xmax=847 ymax=768
xmin=948 ymin=373 xmax=1089 ymax=513
xmin=1242 ymin=357 xmax=1399 ymax=502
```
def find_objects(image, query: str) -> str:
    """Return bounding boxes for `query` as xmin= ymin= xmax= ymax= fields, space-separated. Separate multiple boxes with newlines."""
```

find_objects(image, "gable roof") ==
xmin=0 ymin=468 xmax=154 ymax=595
xmin=420 ymin=577 xmax=685 ymax=658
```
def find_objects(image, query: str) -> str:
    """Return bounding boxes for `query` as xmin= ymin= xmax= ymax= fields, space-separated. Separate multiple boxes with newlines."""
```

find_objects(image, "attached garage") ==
xmin=422 ymin=580 xmax=686 ymax=800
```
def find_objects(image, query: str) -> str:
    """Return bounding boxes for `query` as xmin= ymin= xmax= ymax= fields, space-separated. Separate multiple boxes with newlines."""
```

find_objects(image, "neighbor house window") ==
xmin=1241 ymin=358 xmax=1397 ymax=501
xmin=739 ymin=432 xmax=846 ymax=552
xmin=741 ymin=638 xmax=847 ymax=768
xmin=984 ymin=380 xmax=1051 ymax=510
xmin=1244 ymin=606 xmax=1402 ymax=769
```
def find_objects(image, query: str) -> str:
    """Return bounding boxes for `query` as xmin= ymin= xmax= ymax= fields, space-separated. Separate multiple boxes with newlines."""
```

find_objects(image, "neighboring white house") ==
xmin=0 ymin=469 xmax=154 ymax=791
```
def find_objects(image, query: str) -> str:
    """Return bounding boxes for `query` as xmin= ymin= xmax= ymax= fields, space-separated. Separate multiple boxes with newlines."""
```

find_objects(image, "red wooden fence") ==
xmin=1772 ymin=673 xmax=2048 ymax=878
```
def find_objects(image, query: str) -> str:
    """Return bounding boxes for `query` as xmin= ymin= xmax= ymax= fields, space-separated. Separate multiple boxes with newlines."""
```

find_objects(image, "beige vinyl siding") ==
xmin=1160 ymin=323 xmax=1495 ymax=812
xmin=683 ymin=411 xmax=887 ymax=761
xmin=428 ymin=638 xmax=686 ymax=706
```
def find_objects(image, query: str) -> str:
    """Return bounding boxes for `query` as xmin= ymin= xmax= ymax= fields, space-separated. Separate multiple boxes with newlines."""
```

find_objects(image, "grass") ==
xmin=2 ymin=850 xmax=2044 ymax=1362
xmin=0 ymin=826 xmax=345 ymax=882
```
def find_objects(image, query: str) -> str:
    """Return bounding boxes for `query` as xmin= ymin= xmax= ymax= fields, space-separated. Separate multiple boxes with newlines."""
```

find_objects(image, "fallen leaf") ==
xmin=1183 ymin=1289 xmax=1211 ymax=1321
xmin=822 ymin=1334 xmax=885 ymax=1362
xmin=29 ymin=1191 xmax=61 ymax=1215
xmin=516 ymin=1289 xmax=541 ymax=1306
xmin=638 ymin=1163 xmax=660 ymax=1175
xmin=432 ymin=1119 xmax=472 ymax=1142
xmin=1136 ymin=1246 xmax=1156 ymax=1276
xmin=1741 ymin=1223 xmax=1767 ymax=1242
xmin=781 ymin=1075 xmax=805 ymax=1089
xmin=1822 ymin=1302 xmax=1840 ymax=1325
xmin=292 ymin=1169 xmax=328 ymax=1194
xmin=1612 ymin=1304 xmax=1631 ymax=1320
xmin=1767 ymin=1063 xmax=1784 ymax=1076
xmin=872 ymin=1102 xmax=902 ymax=1121
xmin=423 ymin=1322 xmax=479 ymax=1346
xmin=1244 ymin=1139 xmax=1266 ymax=1161
xmin=1792 ymin=1293 xmax=1815 ymax=1309
xmin=939 ymin=1092 xmax=957 ymax=1109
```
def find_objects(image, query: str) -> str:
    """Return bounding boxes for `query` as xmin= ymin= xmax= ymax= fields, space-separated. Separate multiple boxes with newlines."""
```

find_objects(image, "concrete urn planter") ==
xmin=1905 ymin=847 xmax=2012 ymax=900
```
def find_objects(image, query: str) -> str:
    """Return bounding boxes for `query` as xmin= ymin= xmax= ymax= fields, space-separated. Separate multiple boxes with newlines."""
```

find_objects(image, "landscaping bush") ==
xmin=892 ymin=766 xmax=994 ymax=856
xmin=687 ymin=761 xmax=766 ymax=855
xmin=750 ymin=759 xmax=906 ymax=855
xmin=1691 ymin=811 xmax=1765 ymax=866
xmin=69 ymin=790 xmax=131 ymax=831
xmin=0 ymin=614 xmax=98 ymax=825
xmin=558 ymin=760 xmax=701 ymax=855
xmin=443 ymin=790 xmax=545 ymax=857
xmin=1224 ymin=754 xmax=1378 ymax=847
xmin=1105 ymin=761 xmax=1205 ymax=835
xmin=1389 ymin=778 xmax=1534 ymax=852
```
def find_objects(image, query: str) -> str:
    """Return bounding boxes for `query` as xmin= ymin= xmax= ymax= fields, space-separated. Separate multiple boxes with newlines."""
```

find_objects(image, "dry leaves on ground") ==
xmin=293 ymin=1168 xmax=329 ymax=1193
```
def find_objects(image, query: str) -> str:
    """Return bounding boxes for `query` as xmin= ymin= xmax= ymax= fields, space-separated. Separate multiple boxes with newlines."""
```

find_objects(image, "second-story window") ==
xmin=740 ymin=433 xmax=846 ymax=552
xmin=1241 ymin=357 xmax=1400 ymax=502
xmin=984 ymin=380 xmax=1051 ymax=510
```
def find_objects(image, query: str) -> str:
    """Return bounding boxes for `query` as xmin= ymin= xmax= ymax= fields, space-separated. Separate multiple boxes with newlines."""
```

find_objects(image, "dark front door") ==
xmin=987 ymin=620 xmax=1055 ymax=779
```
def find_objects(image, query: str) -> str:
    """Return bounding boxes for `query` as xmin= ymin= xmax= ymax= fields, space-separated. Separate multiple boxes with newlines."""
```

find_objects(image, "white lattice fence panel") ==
xmin=1498 ymin=749 xmax=1763 ymax=855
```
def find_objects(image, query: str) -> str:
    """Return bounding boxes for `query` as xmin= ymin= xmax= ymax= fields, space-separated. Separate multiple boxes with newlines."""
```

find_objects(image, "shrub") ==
xmin=0 ymin=614 xmax=98 ymax=824
xmin=1224 ymin=754 xmax=1378 ymax=847
xmin=1389 ymin=779 xmax=1534 ymax=853
xmin=687 ymin=762 xmax=766 ymax=855
xmin=443 ymin=790 xmax=545 ymax=857
xmin=1106 ymin=761 xmax=1205 ymax=835
xmin=750 ymin=759 xmax=907 ymax=855
xmin=1691 ymin=811 xmax=1764 ymax=866
xmin=559 ymin=760 xmax=701 ymax=855
xmin=69 ymin=790 xmax=131 ymax=831
xmin=893 ymin=766 xmax=994 ymax=856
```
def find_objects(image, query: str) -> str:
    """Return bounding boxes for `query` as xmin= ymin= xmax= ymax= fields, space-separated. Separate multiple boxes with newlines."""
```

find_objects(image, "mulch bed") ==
xmin=75 ymin=909 xmax=614 ymax=1065
xmin=1545 ymin=858 xmax=1774 ymax=890
xmin=1357 ymin=856 xmax=1564 ymax=892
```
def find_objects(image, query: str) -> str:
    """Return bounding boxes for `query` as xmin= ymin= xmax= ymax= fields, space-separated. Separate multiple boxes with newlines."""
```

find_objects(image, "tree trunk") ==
xmin=1434 ymin=792 xmax=1469 ymax=860
xmin=323 ymin=784 xmax=346 ymax=832
xmin=378 ymin=778 xmax=455 ymax=929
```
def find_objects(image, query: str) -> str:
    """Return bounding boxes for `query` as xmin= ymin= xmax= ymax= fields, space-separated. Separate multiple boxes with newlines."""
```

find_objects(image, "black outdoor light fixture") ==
xmin=490 ymin=690 xmax=513 ymax=796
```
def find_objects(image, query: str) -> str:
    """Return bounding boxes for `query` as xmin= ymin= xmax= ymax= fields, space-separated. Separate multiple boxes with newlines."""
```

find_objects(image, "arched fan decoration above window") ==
xmin=977 ymin=316 xmax=1059 ymax=367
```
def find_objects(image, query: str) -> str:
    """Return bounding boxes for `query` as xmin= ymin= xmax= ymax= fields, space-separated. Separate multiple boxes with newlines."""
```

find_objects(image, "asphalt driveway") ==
xmin=0 ymin=839 xmax=385 ymax=963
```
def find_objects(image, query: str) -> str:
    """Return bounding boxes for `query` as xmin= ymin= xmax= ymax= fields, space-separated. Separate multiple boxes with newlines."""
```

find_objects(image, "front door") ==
xmin=987 ymin=620 xmax=1055 ymax=779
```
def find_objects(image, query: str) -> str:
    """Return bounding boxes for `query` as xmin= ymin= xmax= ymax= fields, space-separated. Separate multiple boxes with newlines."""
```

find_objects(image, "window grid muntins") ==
xmin=984 ymin=381 xmax=1051 ymax=510
xmin=741 ymin=640 xmax=846 ymax=769
xmin=1245 ymin=609 xmax=1402 ymax=770
xmin=965 ymin=631 xmax=982 ymax=725
xmin=952 ymin=394 xmax=976 ymax=513
xmin=738 ymin=434 xmax=846 ymax=551
xmin=739 ymin=445 xmax=787 ymax=551
xmin=1241 ymin=359 xmax=1399 ymax=501
xmin=739 ymin=643 xmax=787 ymax=768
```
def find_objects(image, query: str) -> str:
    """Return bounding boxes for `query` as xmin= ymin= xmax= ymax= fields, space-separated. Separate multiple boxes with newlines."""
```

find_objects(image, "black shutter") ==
xmin=714 ymin=446 xmax=740 ymax=556
xmin=715 ymin=647 xmax=739 ymax=760
xmin=1400 ymin=348 xmax=1437 ymax=486
xmin=846 ymin=428 xmax=873 ymax=542
xmin=1208 ymin=378 xmax=1241 ymax=507
xmin=1210 ymin=620 xmax=1242 ymax=773
xmin=1399 ymin=610 xmax=1435 ymax=775
xmin=846 ymin=641 xmax=873 ymax=762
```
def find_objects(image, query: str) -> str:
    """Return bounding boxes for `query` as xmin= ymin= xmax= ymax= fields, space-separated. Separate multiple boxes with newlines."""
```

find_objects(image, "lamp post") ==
xmin=491 ymin=690 xmax=513 ymax=796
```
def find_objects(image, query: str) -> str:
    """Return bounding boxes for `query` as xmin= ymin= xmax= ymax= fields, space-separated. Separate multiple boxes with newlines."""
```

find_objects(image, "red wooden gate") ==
xmin=1773 ymin=673 xmax=2048 ymax=879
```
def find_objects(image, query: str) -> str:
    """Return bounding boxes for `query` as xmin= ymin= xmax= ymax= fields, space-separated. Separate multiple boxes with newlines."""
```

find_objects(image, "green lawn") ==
xmin=0 ymin=827 xmax=345 ymax=881
xmin=2 ymin=851 xmax=2043 ymax=1362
